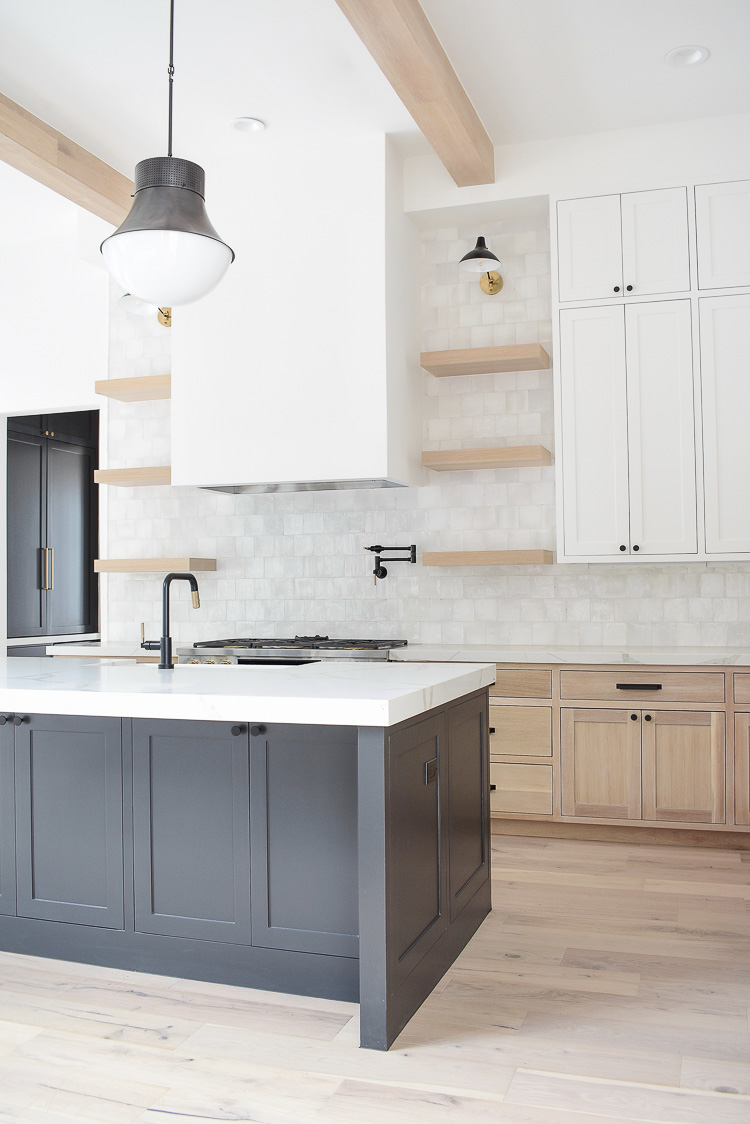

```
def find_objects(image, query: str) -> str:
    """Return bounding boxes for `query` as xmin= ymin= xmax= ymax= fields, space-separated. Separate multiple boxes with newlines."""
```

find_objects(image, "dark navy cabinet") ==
xmin=250 ymin=723 xmax=359 ymax=957
xmin=14 ymin=714 xmax=124 ymax=928
xmin=132 ymin=718 xmax=252 ymax=944
xmin=447 ymin=693 xmax=489 ymax=920
xmin=0 ymin=719 xmax=15 ymax=917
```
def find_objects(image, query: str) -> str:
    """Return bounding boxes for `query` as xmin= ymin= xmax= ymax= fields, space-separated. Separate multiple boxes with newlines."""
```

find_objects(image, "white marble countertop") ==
xmin=0 ymin=657 xmax=495 ymax=727
xmin=45 ymin=642 xmax=145 ymax=659
xmin=388 ymin=644 xmax=750 ymax=666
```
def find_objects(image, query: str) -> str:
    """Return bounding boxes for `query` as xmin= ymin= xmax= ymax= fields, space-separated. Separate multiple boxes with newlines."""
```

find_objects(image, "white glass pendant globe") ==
xmin=101 ymin=157 xmax=234 ymax=307
xmin=103 ymin=229 xmax=233 ymax=306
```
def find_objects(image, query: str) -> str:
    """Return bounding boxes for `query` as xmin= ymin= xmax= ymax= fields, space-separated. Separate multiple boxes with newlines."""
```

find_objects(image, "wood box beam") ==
xmin=334 ymin=0 xmax=494 ymax=187
xmin=0 ymin=92 xmax=133 ymax=226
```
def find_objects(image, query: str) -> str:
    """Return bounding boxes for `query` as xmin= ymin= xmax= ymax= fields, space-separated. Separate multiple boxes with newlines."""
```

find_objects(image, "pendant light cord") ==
xmin=167 ymin=0 xmax=175 ymax=157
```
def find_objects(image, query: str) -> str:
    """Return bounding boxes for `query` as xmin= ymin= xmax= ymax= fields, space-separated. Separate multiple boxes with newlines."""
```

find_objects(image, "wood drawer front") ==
xmin=489 ymin=705 xmax=552 ymax=758
xmin=733 ymin=675 xmax=750 ymax=704
xmin=490 ymin=763 xmax=553 ymax=815
xmin=559 ymin=670 xmax=725 ymax=704
xmin=491 ymin=669 xmax=552 ymax=699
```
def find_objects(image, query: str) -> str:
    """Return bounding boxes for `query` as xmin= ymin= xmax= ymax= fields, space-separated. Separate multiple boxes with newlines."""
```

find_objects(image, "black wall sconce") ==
xmin=364 ymin=544 xmax=417 ymax=583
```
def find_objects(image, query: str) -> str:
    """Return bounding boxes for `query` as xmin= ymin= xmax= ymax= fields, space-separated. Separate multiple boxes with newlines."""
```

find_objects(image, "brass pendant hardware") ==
xmin=480 ymin=270 xmax=503 ymax=295
xmin=158 ymin=307 xmax=172 ymax=327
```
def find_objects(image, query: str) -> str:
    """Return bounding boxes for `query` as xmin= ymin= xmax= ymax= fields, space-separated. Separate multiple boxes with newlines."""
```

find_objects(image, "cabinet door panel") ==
xmin=561 ymin=708 xmax=641 ymax=819
xmin=642 ymin=710 xmax=725 ymax=824
xmin=447 ymin=694 xmax=489 ymax=921
xmin=388 ymin=713 xmax=448 ymax=973
xmin=250 ymin=724 xmax=358 ymax=957
xmin=621 ymin=188 xmax=690 ymax=297
xmin=490 ymin=705 xmax=552 ymax=757
xmin=560 ymin=306 xmax=630 ymax=555
xmin=7 ymin=433 xmax=45 ymax=638
xmin=0 ymin=723 xmax=15 ymax=916
xmin=696 ymin=180 xmax=750 ymax=289
xmin=700 ymin=295 xmax=750 ymax=552
xmin=734 ymin=713 xmax=750 ymax=827
xmin=15 ymin=714 xmax=123 ymax=927
xmin=557 ymin=195 xmax=622 ymax=301
xmin=133 ymin=719 xmax=251 ymax=944
xmin=46 ymin=442 xmax=97 ymax=635
xmin=625 ymin=300 xmax=697 ymax=554
xmin=491 ymin=762 xmax=552 ymax=815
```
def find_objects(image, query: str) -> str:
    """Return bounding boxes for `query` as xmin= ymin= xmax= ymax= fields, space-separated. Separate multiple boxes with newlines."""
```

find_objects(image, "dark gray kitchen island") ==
xmin=0 ymin=658 xmax=494 ymax=1049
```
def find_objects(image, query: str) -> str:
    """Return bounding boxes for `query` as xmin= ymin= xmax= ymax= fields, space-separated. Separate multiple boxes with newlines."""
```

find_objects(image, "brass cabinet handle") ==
xmin=48 ymin=547 xmax=54 ymax=591
xmin=43 ymin=548 xmax=49 ymax=590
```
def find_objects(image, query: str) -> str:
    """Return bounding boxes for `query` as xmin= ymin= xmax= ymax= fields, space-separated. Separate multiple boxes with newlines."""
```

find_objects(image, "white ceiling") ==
xmin=0 ymin=0 xmax=746 ymax=184
xmin=421 ymin=0 xmax=750 ymax=146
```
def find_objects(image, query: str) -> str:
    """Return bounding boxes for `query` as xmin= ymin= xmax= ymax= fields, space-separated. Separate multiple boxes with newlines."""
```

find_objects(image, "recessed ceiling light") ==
xmin=230 ymin=117 xmax=266 ymax=133
xmin=665 ymin=45 xmax=710 ymax=67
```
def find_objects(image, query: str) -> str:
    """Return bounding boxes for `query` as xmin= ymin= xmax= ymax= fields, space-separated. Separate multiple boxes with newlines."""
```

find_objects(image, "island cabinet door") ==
xmin=250 ymin=724 xmax=358 ymax=958
xmin=14 ymin=714 xmax=124 ymax=927
xmin=132 ymin=719 xmax=251 ymax=944
xmin=447 ymin=694 xmax=489 ymax=922
xmin=0 ymin=721 xmax=15 ymax=916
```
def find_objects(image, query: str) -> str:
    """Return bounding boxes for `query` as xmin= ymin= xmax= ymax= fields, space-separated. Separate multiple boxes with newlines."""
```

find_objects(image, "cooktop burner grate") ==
xmin=192 ymin=636 xmax=408 ymax=651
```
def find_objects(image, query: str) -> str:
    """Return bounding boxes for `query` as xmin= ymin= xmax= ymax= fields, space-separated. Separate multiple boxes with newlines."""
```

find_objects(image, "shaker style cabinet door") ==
xmin=132 ymin=719 xmax=251 ymax=944
xmin=695 ymin=180 xmax=750 ymax=290
xmin=625 ymin=300 xmax=697 ymax=555
xmin=0 ymin=721 xmax=15 ymax=916
xmin=559 ymin=306 xmax=630 ymax=556
xmin=557 ymin=195 xmax=622 ymax=302
xmin=561 ymin=708 xmax=642 ymax=820
xmin=700 ymin=295 xmax=750 ymax=553
xmin=641 ymin=710 xmax=725 ymax=824
xmin=620 ymin=188 xmax=690 ymax=298
xmin=14 ymin=714 xmax=124 ymax=928
xmin=734 ymin=713 xmax=750 ymax=827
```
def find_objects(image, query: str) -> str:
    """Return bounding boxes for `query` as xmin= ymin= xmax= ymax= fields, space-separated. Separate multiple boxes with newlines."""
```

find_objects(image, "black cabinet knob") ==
xmin=644 ymin=714 xmax=652 ymax=722
xmin=626 ymin=285 xmax=633 ymax=292
xmin=230 ymin=725 xmax=245 ymax=737
xmin=633 ymin=545 xmax=640 ymax=552
xmin=250 ymin=725 xmax=267 ymax=737
xmin=489 ymin=784 xmax=497 ymax=791
xmin=12 ymin=715 xmax=26 ymax=726
xmin=619 ymin=544 xmax=627 ymax=551
xmin=0 ymin=716 xmax=7 ymax=726
xmin=614 ymin=286 xmax=620 ymax=292
xmin=489 ymin=727 xmax=496 ymax=734
xmin=631 ymin=713 xmax=638 ymax=721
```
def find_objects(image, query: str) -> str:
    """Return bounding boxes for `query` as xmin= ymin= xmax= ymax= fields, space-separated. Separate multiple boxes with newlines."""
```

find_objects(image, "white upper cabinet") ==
xmin=557 ymin=195 xmax=622 ymax=302
xmin=695 ymin=181 xmax=750 ymax=290
xmin=559 ymin=306 xmax=630 ymax=556
xmin=559 ymin=301 xmax=696 ymax=560
xmin=625 ymin=301 xmax=696 ymax=556
xmin=700 ymin=295 xmax=750 ymax=553
xmin=620 ymin=189 xmax=690 ymax=299
xmin=557 ymin=188 xmax=690 ymax=302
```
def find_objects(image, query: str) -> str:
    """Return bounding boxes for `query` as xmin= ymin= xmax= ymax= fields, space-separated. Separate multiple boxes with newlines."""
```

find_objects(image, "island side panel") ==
xmin=357 ymin=688 xmax=492 ymax=1051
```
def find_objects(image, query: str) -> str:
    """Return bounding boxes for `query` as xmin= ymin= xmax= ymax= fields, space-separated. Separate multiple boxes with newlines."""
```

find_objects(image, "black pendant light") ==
xmin=101 ymin=0 xmax=234 ymax=306
xmin=459 ymin=236 xmax=502 ymax=274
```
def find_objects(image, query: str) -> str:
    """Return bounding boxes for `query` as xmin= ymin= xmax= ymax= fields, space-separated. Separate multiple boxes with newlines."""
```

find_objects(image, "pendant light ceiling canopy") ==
xmin=459 ymin=236 xmax=502 ymax=274
xmin=101 ymin=0 xmax=234 ymax=307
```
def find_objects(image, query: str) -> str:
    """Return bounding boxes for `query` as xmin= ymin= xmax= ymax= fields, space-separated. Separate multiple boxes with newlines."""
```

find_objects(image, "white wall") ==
xmin=405 ymin=112 xmax=750 ymax=218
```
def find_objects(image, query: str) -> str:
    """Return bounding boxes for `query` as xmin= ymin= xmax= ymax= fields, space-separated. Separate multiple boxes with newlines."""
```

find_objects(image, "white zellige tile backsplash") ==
xmin=104 ymin=216 xmax=750 ymax=648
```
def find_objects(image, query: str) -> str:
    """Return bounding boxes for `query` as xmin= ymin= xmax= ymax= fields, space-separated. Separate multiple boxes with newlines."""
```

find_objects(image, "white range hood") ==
xmin=171 ymin=135 xmax=423 ymax=493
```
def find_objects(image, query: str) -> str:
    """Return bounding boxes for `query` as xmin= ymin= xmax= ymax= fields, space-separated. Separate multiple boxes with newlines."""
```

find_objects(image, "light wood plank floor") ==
xmin=0 ymin=834 xmax=749 ymax=1122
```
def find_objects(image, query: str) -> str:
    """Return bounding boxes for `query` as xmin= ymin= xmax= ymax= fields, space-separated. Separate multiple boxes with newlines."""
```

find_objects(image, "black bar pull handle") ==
xmin=616 ymin=683 xmax=662 ymax=691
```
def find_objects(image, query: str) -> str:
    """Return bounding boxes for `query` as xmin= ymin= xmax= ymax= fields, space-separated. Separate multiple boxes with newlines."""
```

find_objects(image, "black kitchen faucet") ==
xmin=142 ymin=573 xmax=201 ymax=669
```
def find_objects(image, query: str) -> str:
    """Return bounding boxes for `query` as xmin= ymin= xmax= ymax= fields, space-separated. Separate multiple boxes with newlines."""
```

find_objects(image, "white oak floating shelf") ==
xmin=423 ymin=550 xmax=554 ymax=567
xmin=95 ymin=374 xmax=171 ymax=402
xmin=94 ymin=558 xmax=217 ymax=574
xmin=94 ymin=466 xmax=171 ymax=487
xmin=422 ymin=445 xmax=552 ymax=472
xmin=420 ymin=343 xmax=550 ymax=378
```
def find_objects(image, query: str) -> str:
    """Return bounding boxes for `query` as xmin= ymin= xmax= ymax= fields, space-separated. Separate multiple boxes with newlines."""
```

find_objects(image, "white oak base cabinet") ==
xmin=490 ymin=663 xmax=749 ymax=835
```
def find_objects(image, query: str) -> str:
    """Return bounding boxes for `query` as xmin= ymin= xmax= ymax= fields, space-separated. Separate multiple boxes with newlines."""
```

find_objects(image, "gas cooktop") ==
xmin=193 ymin=636 xmax=407 ymax=651
xmin=177 ymin=636 xmax=408 ymax=664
